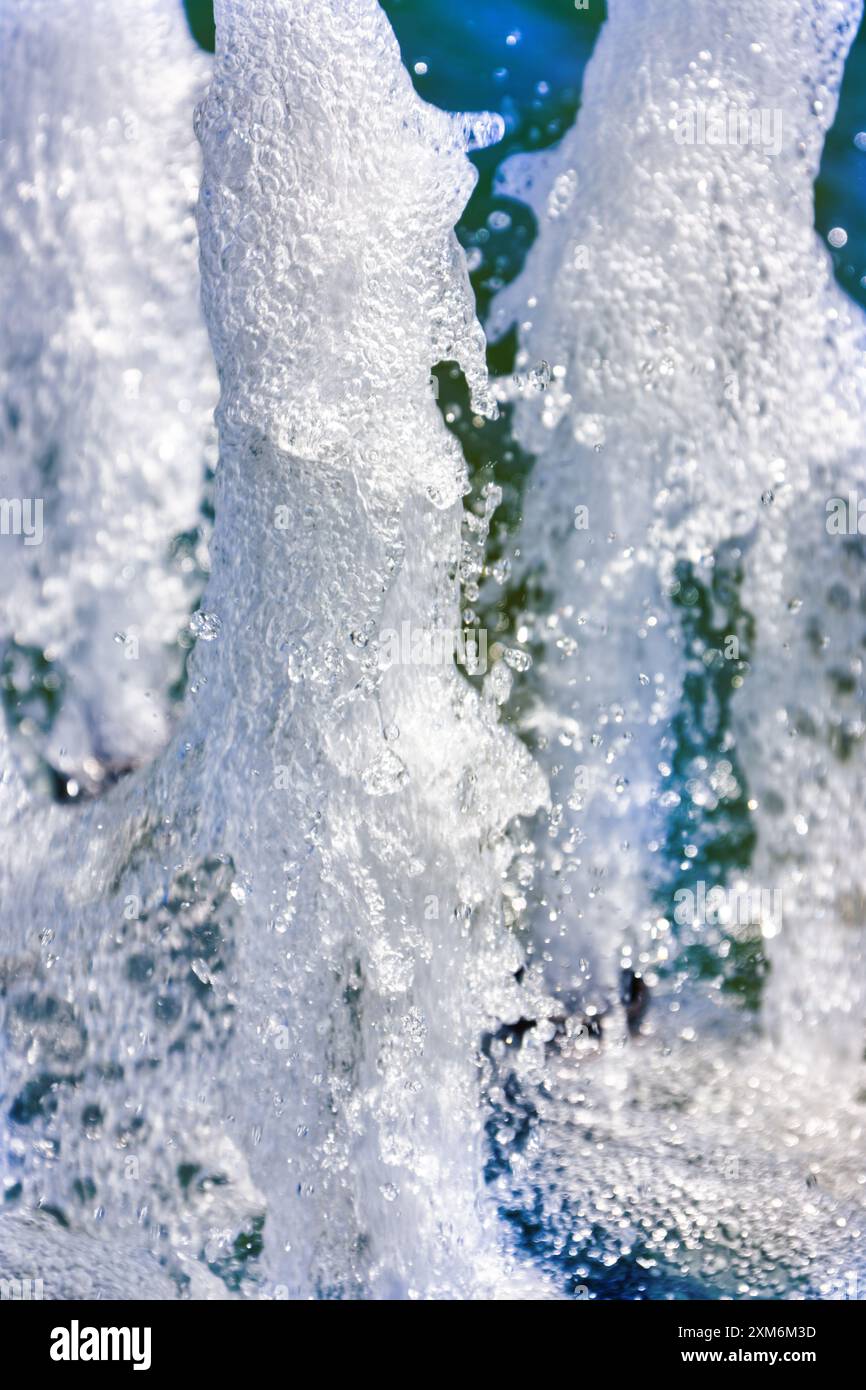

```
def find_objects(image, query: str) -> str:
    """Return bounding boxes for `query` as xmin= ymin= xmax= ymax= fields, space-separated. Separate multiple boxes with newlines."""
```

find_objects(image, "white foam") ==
xmin=0 ymin=0 xmax=547 ymax=1299
xmin=0 ymin=0 xmax=216 ymax=788
xmin=493 ymin=0 xmax=866 ymax=1051
xmin=486 ymin=0 xmax=866 ymax=1296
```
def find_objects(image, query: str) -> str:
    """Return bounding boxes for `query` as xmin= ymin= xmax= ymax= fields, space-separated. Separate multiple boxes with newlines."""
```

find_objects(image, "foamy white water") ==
xmin=0 ymin=0 xmax=215 ymax=792
xmin=492 ymin=0 xmax=866 ymax=1031
xmin=487 ymin=0 xmax=866 ymax=1296
xmin=0 ymin=0 xmax=547 ymax=1300
xmin=2 ymin=0 xmax=865 ymax=1302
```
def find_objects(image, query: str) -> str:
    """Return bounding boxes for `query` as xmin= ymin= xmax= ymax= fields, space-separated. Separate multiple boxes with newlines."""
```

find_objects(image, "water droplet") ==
xmin=189 ymin=610 xmax=221 ymax=641
xmin=361 ymin=747 xmax=408 ymax=796
xmin=529 ymin=360 xmax=551 ymax=391
xmin=503 ymin=646 xmax=532 ymax=673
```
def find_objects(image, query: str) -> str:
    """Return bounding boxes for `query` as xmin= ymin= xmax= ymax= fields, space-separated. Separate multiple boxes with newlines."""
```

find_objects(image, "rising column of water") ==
xmin=492 ymin=0 xmax=866 ymax=1059
xmin=0 ymin=0 xmax=216 ymax=791
xmin=0 ymin=0 xmax=548 ymax=1300
xmin=482 ymin=3 xmax=866 ymax=1297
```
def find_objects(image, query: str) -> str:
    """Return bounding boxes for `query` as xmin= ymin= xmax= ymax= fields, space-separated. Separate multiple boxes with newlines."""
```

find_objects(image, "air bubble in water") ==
xmin=189 ymin=610 xmax=222 ymax=641
xmin=361 ymin=747 xmax=409 ymax=797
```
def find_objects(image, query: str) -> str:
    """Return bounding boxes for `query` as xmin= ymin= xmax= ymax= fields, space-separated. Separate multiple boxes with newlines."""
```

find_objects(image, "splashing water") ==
xmin=0 ymin=0 xmax=217 ymax=793
xmin=0 ymin=0 xmax=546 ymax=1300
xmin=1 ymin=0 xmax=866 ymax=1302
xmin=487 ymin=0 xmax=866 ymax=1297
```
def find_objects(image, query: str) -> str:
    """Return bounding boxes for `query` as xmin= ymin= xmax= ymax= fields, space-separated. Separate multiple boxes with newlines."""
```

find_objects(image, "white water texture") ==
xmin=0 ymin=0 xmax=216 ymax=792
xmin=0 ymin=0 xmax=546 ymax=1300
xmin=1 ymin=0 xmax=866 ymax=1303
xmin=487 ymin=0 xmax=866 ymax=1298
